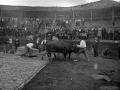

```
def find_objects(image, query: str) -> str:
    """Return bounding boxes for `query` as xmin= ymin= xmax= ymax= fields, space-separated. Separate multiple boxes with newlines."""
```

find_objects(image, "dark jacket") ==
xmin=93 ymin=40 xmax=100 ymax=50
xmin=14 ymin=39 xmax=20 ymax=46
xmin=3 ymin=36 xmax=9 ymax=44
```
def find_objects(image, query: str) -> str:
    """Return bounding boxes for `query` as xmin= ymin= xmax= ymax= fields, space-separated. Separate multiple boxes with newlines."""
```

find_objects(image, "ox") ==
xmin=40 ymin=40 xmax=78 ymax=61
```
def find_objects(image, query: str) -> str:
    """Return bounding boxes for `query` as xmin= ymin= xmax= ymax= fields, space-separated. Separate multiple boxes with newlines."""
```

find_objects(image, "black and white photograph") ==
xmin=0 ymin=0 xmax=120 ymax=90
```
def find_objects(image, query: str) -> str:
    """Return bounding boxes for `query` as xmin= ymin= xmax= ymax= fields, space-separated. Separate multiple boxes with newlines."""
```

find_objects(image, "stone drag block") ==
xmin=28 ymin=48 xmax=39 ymax=56
xmin=15 ymin=46 xmax=39 ymax=56
xmin=15 ymin=46 xmax=27 ymax=55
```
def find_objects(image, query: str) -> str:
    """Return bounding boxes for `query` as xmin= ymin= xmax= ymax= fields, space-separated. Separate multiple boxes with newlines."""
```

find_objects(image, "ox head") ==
xmin=72 ymin=44 xmax=80 ymax=53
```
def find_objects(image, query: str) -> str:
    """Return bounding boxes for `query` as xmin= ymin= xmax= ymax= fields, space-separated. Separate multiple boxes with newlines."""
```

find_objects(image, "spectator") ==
xmin=3 ymin=35 xmax=9 ymax=53
xmin=97 ymin=27 xmax=102 ymax=39
xmin=36 ymin=36 xmax=40 ymax=48
xmin=91 ymin=44 xmax=94 ymax=55
xmin=14 ymin=37 xmax=20 ymax=52
xmin=8 ymin=36 xmax=13 ymax=51
xmin=92 ymin=38 xmax=99 ymax=57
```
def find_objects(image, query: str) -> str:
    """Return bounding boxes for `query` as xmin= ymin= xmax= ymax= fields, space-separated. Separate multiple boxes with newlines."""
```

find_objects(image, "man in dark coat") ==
xmin=14 ymin=38 xmax=20 ymax=52
xmin=92 ymin=38 xmax=100 ymax=57
xmin=3 ymin=35 xmax=9 ymax=53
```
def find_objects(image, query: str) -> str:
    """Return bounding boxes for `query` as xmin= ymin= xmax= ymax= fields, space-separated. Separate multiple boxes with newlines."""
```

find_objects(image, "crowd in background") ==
xmin=0 ymin=17 xmax=120 ymax=40
xmin=51 ymin=27 xmax=120 ymax=40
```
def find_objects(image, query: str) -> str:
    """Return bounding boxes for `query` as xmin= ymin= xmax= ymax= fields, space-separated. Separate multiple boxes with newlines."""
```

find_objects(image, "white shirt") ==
xmin=26 ymin=43 xmax=34 ymax=49
xmin=9 ymin=38 xmax=12 ymax=43
xmin=41 ymin=39 xmax=47 ymax=45
xmin=77 ymin=40 xmax=87 ymax=48
xmin=37 ymin=38 xmax=40 ymax=43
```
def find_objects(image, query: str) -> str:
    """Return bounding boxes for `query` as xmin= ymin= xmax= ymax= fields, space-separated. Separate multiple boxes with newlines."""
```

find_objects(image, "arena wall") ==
xmin=0 ymin=6 xmax=120 ymax=28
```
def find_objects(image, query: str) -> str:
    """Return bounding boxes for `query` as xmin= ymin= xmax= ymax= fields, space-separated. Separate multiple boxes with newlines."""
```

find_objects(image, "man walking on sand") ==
xmin=76 ymin=38 xmax=89 ymax=61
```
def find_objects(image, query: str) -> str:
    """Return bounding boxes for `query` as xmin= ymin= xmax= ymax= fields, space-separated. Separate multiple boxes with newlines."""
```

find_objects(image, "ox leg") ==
xmin=47 ymin=52 xmax=51 ymax=57
xmin=63 ymin=53 xmax=67 ymax=61
xmin=68 ymin=52 xmax=71 ymax=59
xmin=53 ymin=53 xmax=56 ymax=58
xmin=47 ymin=52 xmax=52 ymax=61
xmin=41 ymin=50 xmax=47 ymax=60
xmin=38 ymin=48 xmax=41 ymax=54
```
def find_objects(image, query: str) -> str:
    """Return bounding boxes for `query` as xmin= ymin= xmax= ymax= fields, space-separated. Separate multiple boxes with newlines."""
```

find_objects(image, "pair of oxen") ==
xmin=38 ymin=40 xmax=80 ymax=61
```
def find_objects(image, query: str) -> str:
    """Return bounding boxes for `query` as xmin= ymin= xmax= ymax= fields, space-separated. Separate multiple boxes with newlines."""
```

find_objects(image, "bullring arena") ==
xmin=0 ymin=0 xmax=120 ymax=90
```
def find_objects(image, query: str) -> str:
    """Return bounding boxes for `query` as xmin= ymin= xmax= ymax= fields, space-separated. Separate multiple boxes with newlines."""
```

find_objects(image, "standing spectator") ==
xmin=94 ymin=27 xmax=98 ymax=38
xmin=91 ymin=44 xmax=94 ymax=55
xmin=76 ymin=38 xmax=89 ymax=61
xmin=14 ymin=37 xmax=20 ymax=52
xmin=91 ymin=27 xmax=95 ymax=39
xmin=92 ymin=38 xmax=99 ymax=57
xmin=82 ymin=19 xmax=84 ymax=27
xmin=102 ymin=28 xmax=106 ymax=40
xmin=3 ymin=35 xmax=9 ymax=53
xmin=36 ymin=37 xmax=40 ymax=44
xmin=8 ymin=36 xmax=13 ymax=51
xmin=97 ymin=27 xmax=102 ymax=39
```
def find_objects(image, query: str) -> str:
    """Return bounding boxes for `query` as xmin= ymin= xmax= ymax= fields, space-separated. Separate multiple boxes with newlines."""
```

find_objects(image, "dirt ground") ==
xmin=21 ymin=52 xmax=120 ymax=90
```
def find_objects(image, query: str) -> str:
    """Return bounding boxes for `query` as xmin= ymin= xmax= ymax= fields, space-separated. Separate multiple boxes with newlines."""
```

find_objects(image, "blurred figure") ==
xmin=3 ymin=35 xmax=9 ymax=53
xmin=36 ymin=36 xmax=40 ymax=49
xmin=97 ymin=27 xmax=102 ymax=39
xmin=91 ymin=44 xmax=94 ymax=55
xmin=22 ymin=42 xmax=37 ymax=56
xmin=92 ymin=38 xmax=100 ymax=57
xmin=41 ymin=37 xmax=47 ymax=45
xmin=14 ymin=37 xmax=20 ymax=52
xmin=77 ymin=38 xmax=89 ymax=61
xmin=8 ymin=36 xmax=13 ymax=51
xmin=52 ymin=36 xmax=59 ymax=41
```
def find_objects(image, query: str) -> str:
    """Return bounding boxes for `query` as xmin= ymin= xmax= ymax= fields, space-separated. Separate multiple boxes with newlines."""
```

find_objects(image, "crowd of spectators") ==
xmin=51 ymin=27 xmax=120 ymax=40
xmin=0 ymin=17 xmax=43 ymax=37
xmin=0 ymin=17 xmax=120 ymax=40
